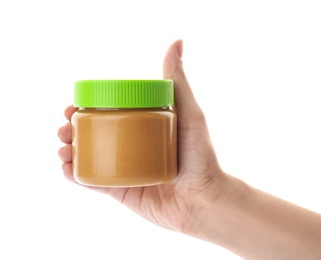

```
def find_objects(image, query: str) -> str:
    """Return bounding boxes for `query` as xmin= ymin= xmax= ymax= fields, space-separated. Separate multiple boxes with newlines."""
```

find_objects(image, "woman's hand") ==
xmin=58 ymin=40 xmax=226 ymax=234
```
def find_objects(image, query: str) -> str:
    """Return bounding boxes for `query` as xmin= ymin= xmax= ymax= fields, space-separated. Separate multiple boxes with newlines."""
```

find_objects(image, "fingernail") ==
xmin=176 ymin=39 xmax=183 ymax=59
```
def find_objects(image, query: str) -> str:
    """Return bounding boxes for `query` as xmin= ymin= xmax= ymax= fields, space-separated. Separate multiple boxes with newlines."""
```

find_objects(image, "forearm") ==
xmin=190 ymin=174 xmax=321 ymax=259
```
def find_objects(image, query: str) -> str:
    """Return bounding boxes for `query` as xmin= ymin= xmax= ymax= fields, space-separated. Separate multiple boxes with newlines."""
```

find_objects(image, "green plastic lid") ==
xmin=74 ymin=80 xmax=174 ymax=108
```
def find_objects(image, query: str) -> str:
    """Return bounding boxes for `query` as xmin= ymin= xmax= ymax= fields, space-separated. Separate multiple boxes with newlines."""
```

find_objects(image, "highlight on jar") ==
xmin=71 ymin=80 xmax=177 ymax=187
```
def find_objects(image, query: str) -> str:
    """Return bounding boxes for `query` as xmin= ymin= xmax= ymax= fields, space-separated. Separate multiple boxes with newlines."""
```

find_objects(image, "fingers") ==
xmin=58 ymin=144 xmax=72 ymax=162
xmin=59 ymin=106 xmax=77 ymax=184
xmin=59 ymin=145 xmax=75 ymax=183
xmin=57 ymin=123 xmax=72 ymax=144
xmin=64 ymin=105 xmax=78 ymax=121
xmin=59 ymin=143 xmax=76 ymax=183
xmin=61 ymin=162 xmax=77 ymax=183
xmin=163 ymin=40 xmax=203 ymax=121
xmin=58 ymin=105 xmax=75 ymax=144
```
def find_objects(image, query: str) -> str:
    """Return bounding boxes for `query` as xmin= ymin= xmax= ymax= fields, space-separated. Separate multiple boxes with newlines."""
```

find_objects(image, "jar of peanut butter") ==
xmin=72 ymin=80 xmax=177 ymax=187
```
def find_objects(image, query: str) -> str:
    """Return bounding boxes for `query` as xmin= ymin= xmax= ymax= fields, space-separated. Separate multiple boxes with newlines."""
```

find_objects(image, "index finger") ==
xmin=64 ymin=105 xmax=79 ymax=121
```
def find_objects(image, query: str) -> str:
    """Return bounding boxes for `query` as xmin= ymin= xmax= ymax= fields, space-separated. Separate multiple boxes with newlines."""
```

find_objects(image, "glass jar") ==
xmin=71 ymin=80 xmax=177 ymax=187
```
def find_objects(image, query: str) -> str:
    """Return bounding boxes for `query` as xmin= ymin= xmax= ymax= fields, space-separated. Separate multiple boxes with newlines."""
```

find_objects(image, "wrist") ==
xmin=184 ymin=173 xmax=251 ymax=246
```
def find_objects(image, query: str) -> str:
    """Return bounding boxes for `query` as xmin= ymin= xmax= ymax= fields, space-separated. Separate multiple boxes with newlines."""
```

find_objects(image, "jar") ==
xmin=71 ymin=80 xmax=177 ymax=187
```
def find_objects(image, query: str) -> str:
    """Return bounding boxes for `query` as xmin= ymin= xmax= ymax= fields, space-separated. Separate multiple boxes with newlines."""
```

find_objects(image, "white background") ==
xmin=0 ymin=0 xmax=320 ymax=259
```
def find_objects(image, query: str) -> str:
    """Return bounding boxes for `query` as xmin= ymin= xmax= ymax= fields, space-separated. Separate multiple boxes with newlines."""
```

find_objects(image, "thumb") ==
xmin=163 ymin=41 xmax=220 ymax=180
xmin=163 ymin=40 xmax=203 ymax=124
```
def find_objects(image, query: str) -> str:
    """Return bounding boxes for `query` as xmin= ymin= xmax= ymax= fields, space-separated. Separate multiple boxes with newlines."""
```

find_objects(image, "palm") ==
xmin=89 ymin=151 xmax=217 ymax=232
xmin=100 ymin=184 xmax=183 ymax=231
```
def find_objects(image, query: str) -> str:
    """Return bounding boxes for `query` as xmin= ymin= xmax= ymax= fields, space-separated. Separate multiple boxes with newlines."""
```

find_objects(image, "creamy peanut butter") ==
xmin=71 ymin=80 xmax=177 ymax=187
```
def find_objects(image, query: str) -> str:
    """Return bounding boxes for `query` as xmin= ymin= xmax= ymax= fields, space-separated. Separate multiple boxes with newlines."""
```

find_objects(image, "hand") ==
xmin=57 ymin=40 xmax=225 ymax=234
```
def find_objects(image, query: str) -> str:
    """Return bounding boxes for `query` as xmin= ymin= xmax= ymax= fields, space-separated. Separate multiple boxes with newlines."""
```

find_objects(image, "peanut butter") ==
xmin=71 ymin=80 xmax=177 ymax=187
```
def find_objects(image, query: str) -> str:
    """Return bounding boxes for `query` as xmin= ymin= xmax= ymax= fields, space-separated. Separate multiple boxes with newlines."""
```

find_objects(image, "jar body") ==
xmin=72 ymin=108 xmax=177 ymax=187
